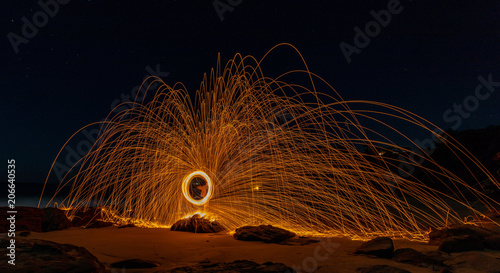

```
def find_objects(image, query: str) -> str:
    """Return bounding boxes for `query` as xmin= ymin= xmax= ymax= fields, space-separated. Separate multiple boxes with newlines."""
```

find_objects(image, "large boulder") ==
xmin=438 ymin=234 xmax=484 ymax=253
xmin=444 ymin=252 xmax=500 ymax=273
xmin=164 ymin=260 xmax=292 ymax=273
xmin=41 ymin=208 xmax=72 ymax=232
xmin=0 ymin=207 xmax=71 ymax=233
xmin=430 ymin=224 xmax=500 ymax=253
xmin=0 ymin=238 xmax=108 ymax=273
xmin=428 ymin=224 xmax=496 ymax=245
xmin=171 ymin=214 xmax=225 ymax=233
xmin=0 ymin=206 xmax=117 ymax=232
xmin=0 ymin=207 xmax=44 ymax=232
xmin=233 ymin=225 xmax=295 ymax=243
xmin=354 ymin=237 xmax=394 ymax=258
xmin=392 ymin=248 xmax=449 ymax=270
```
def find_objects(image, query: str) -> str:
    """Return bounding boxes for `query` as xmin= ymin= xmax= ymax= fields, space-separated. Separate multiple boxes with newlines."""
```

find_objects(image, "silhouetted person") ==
xmin=196 ymin=184 xmax=208 ymax=198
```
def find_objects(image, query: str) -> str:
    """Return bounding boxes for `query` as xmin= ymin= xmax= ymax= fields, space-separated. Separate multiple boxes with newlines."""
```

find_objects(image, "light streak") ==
xmin=182 ymin=171 xmax=213 ymax=206
xmin=40 ymin=43 xmax=500 ymax=240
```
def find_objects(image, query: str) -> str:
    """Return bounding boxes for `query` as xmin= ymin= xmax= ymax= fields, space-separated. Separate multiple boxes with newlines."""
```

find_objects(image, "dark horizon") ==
xmin=2 ymin=1 xmax=500 ymax=185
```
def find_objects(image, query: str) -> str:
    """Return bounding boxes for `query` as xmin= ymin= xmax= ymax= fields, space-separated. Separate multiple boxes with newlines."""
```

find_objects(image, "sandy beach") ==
xmin=26 ymin=226 xmax=458 ymax=273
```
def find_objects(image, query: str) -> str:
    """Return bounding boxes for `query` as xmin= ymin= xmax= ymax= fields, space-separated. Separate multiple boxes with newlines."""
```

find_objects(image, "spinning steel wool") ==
xmin=41 ymin=44 xmax=500 ymax=240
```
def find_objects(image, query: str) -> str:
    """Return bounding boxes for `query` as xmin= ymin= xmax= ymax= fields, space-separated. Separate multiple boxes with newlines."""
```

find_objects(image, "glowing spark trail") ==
xmin=41 ymin=43 xmax=500 ymax=240
xmin=182 ymin=171 xmax=213 ymax=206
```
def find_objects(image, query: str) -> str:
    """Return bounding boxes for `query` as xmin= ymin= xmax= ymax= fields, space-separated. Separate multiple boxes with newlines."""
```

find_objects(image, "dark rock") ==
xmin=438 ymin=234 xmax=484 ymax=253
xmin=0 ymin=207 xmax=72 ymax=233
xmin=0 ymin=206 xmax=114 ymax=232
xmin=0 ymin=237 xmax=108 ymax=273
xmin=171 ymin=214 xmax=225 ymax=233
xmin=110 ymin=259 xmax=159 ymax=269
xmin=430 ymin=224 xmax=500 ymax=252
xmin=355 ymin=264 xmax=411 ymax=273
xmin=444 ymin=252 xmax=500 ymax=273
xmin=429 ymin=224 xmax=496 ymax=245
xmin=354 ymin=237 xmax=394 ymax=258
xmin=484 ymin=234 xmax=500 ymax=250
xmin=392 ymin=248 xmax=449 ymax=270
xmin=0 ymin=207 xmax=44 ymax=232
xmin=42 ymin=208 xmax=72 ymax=232
xmin=233 ymin=225 xmax=295 ymax=243
xmin=163 ymin=260 xmax=293 ymax=273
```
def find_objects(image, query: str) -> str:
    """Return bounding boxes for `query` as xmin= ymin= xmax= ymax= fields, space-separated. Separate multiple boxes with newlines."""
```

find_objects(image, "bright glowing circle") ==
xmin=182 ymin=171 xmax=213 ymax=205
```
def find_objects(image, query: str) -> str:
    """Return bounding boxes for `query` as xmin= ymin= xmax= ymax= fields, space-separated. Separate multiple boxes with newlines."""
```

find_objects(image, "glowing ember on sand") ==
xmin=41 ymin=44 xmax=500 ymax=240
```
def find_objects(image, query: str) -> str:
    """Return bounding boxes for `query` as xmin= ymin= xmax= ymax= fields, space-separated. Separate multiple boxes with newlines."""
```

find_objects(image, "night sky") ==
xmin=1 ymin=0 xmax=499 ymax=185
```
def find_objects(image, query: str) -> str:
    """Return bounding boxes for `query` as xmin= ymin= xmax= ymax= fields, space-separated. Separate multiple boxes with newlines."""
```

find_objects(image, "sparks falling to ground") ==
xmin=41 ymin=44 xmax=500 ymax=240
